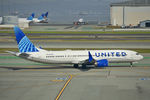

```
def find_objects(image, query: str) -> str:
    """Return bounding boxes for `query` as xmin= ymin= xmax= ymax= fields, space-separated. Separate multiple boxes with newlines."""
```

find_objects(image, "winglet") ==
xmin=88 ymin=51 xmax=93 ymax=63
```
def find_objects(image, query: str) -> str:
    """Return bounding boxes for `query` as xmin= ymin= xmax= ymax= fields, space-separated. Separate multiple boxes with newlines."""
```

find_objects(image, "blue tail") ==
xmin=45 ymin=12 xmax=48 ymax=18
xmin=14 ymin=26 xmax=39 ymax=53
xmin=38 ymin=12 xmax=48 ymax=20
xmin=27 ymin=13 xmax=35 ymax=20
xmin=38 ymin=13 xmax=45 ymax=20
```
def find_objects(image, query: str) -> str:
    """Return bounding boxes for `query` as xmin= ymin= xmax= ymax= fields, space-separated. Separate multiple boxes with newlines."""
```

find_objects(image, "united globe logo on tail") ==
xmin=18 ymin=36 xmax=38 ymax=53
xmin=14 ymin=26 xmax=39 ymax=53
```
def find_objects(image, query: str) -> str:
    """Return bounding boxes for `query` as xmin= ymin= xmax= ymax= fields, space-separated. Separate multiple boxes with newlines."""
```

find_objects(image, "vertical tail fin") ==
xmin=38 ymin=13 xmax=45 ymax=20
xmin=44 ymin=12 xmax=48 ymax=18
xmin=27 ymin=13 xmax=35 ymax=20
xmin=14 ymin=26 xmax=39 ymax=53
xmin=31 ymin=13 xmax=35 ymax=18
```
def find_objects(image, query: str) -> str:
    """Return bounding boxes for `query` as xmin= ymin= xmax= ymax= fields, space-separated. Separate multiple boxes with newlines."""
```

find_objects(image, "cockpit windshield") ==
xmin=136 ymin=53 xmax=139 ymax=55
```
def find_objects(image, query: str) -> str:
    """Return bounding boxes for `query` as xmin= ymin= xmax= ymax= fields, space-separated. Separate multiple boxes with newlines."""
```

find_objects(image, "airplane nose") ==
xmin=140 ymin=55 xmax=144 ymax=60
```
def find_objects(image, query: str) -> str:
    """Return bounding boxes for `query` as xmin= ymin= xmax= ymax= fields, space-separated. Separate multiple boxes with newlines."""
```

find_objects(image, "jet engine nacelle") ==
xmin=95 ymin=59 xmax=108 ymax=67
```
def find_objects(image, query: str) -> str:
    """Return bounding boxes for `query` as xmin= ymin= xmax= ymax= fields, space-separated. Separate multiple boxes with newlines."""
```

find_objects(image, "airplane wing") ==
xmin=74 ymin=51 xmax=96 ymax=65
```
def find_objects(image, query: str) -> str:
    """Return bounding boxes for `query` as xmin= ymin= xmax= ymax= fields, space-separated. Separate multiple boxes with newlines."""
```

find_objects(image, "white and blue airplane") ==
xmin=27 ymin=13 xmax=35 ymax=21
xmin=7 ymin=26 xmax=143 ymax=68
xmin=19 ymin=12 xmax=48 ymax=23
xmin=33 ymin=12 xmax=48 ymax=23
xmin=19 ymin=13 xmax=35 ymax=23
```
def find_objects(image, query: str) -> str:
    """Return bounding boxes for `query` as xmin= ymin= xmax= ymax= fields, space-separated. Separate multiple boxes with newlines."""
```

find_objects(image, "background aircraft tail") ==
xmin=14 ymin=26 xmax=39 ymax=53
xmin=45 ymin=12 xmax=48 ymax=18
xmin=38 ymin=12 xmax=48 ymax=20
xmin=38 ymin=13 xmax=45 ymax=20
xmin=27 ymin=13 xmax=35 ymax=20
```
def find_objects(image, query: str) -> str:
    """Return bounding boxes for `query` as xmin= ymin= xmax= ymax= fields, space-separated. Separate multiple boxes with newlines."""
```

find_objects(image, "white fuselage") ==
xmin=18 ymin=18 xmax=47 ymax=23
xmin=17 ymin=49 xmax=143 ymax=65
xmin=33 ymin=18 xmax=48 ymax=23
xmin=18 ymin=18 xmax=33 ymax=23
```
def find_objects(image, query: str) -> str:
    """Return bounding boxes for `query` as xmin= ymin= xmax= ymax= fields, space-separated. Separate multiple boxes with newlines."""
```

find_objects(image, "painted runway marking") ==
xmin=140 ymin=78 xmax=150 ymax=80
xmin=51 ymin=77 xmax=67 ymax=82
xmin=55 ymin=74 xmax=73 ymax=100
xmin=56 ymin=77 xmax=67 ymax=80
xmin=51 ymin=80 xmax=64 ymax=82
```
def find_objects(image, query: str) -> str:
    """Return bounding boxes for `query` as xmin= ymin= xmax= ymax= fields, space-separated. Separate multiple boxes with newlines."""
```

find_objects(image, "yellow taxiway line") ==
xmin=55 ymin=74 xmax=73 ymax=100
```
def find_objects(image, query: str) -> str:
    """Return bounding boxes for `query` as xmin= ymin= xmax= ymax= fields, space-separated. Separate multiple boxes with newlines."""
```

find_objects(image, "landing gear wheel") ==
xmin=82 ymin=64 xmax=86 ymax=69
xmin=74 ymin=64 xmax=79 ymax=68
xmin=130 ymin=62 xmax=133 ymax=67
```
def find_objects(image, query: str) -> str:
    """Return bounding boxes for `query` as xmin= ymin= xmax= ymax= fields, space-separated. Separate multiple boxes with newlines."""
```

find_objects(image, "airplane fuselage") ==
xmin=17 ymin=50 xmax=143 ymax=65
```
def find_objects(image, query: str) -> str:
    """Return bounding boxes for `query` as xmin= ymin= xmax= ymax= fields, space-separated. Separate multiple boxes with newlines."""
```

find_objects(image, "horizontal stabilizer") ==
xmin=88 ymin=51 xmax=94 ymax=63
xmin=5 ymin=51 xmax=17 ymax=55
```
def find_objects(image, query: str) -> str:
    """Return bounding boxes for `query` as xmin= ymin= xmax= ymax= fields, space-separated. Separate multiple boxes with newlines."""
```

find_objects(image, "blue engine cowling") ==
xmin=95 ymin=59 xmax=108 ymax=67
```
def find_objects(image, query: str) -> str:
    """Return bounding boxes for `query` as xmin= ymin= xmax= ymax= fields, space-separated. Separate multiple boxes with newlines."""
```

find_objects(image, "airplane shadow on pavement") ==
xmin=0 ymin=66 xmax=92 ymax=71
xmin=0 ymin=65 xmax=130 ymax=71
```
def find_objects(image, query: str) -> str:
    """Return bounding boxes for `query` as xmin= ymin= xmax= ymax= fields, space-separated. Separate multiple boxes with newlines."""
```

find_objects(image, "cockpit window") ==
xmin=136 ymin=53 xmax=139 ymax=55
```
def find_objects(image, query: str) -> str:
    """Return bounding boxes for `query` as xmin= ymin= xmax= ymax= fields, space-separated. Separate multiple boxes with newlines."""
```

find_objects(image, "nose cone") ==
xmin=140 ymin=55 xmax=144 ymax=60
xmin=138 ymin=55 xmax=144 ymax=60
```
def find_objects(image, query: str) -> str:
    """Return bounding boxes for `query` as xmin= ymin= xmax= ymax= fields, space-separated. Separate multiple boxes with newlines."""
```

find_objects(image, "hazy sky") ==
xmin=0 ymin=0 xmax=127 ymax=23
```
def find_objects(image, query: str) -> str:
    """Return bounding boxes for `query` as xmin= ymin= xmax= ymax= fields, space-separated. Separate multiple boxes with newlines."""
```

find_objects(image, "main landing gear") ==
xmin=82 ymin=64 xmax=87 ymax=69
xmin=73 ymin=64 xmax=87 ymax=69
xmin=73 ymin=64 xmax=79 ymax=68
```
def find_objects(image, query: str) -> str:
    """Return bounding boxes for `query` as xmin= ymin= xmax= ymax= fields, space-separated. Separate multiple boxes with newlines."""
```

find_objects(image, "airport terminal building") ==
xmin=110 ymin=0 xmax=150 ymax=27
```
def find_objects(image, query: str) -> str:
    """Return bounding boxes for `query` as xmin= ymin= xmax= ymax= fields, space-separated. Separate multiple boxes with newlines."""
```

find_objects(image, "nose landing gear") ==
xmin=130 ymin=62 xmax=133 ymax=67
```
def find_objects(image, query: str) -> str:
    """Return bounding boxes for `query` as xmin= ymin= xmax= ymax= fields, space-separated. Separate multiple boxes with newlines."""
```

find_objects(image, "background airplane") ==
xmin=7 ymin=26 xmax=143 ymax=69
xmin=33 ymin=12 xmax=48 ymax=23
xmin=27 ymin=13 xmax=35 ymax=21
xmin=19 ymin=12 xmax=48 ymax=23
xmin=19 ymin=13 xmax=35 ymax=23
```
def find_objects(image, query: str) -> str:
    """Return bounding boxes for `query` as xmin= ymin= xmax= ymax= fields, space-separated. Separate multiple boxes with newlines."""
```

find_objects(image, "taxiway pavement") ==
xmin=0 ymin=53 xmax=150 ymax=100
xmin=0 ymin=32 xmax=150 ymax=49
xmin=0 ymin=41 xmax=150 ymax=49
